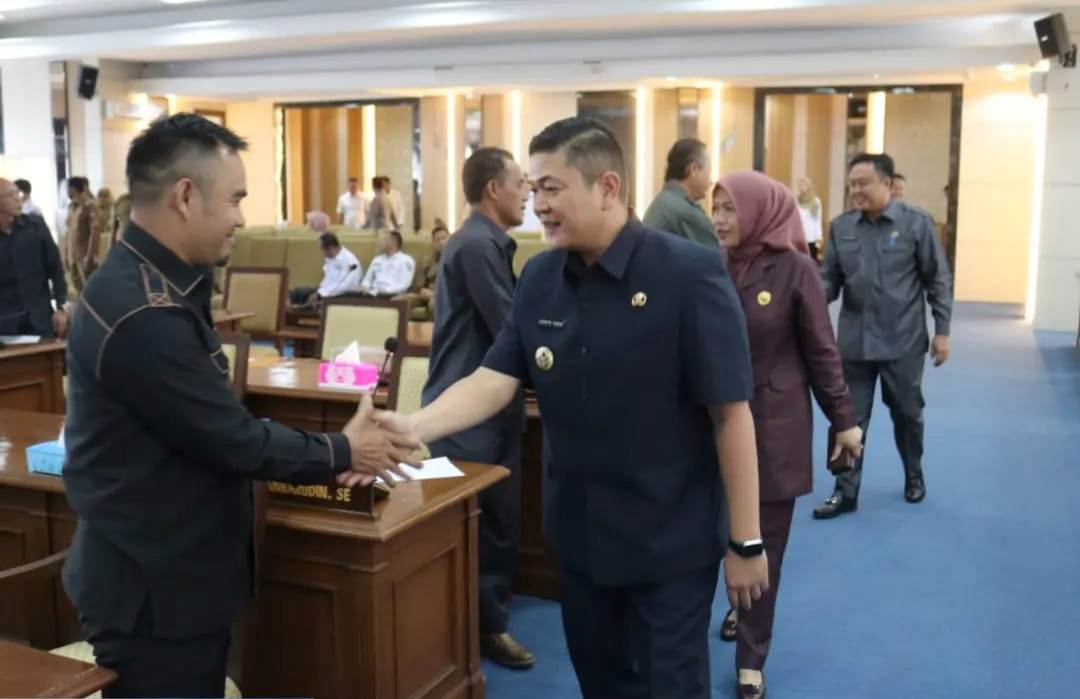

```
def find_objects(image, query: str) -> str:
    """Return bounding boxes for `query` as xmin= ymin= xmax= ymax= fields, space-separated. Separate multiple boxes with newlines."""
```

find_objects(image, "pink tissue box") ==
xmin=318 ymin=361 xmax=379 ymax=391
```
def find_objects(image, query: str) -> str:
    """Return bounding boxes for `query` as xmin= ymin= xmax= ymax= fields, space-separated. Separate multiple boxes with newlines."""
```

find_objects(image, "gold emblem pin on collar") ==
xmin=631 ymin=292 xmax=647 ymax=308
xmin=535 ymin=346 xmax=555 ymax=371
xmin=757 ymin=291 xmax=772 ymax=307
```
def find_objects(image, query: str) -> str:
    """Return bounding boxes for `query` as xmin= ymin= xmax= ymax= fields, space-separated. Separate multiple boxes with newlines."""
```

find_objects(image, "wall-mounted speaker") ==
xmin=77 ymin=65 xmax=99 ymax=100
xmin=1034 ymin=13 xmax=1076 ymax=67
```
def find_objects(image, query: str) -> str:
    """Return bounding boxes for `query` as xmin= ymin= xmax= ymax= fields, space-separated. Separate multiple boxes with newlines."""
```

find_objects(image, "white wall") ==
xmin=1032 ymin=65 xmax=1080 ymax=332
xmin=0 ymin=59 xmax=59 ymax=239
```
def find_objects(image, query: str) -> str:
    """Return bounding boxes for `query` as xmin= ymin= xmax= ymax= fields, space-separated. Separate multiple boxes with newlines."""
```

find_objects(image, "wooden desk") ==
xmin=212 ymin=310 xmax=256 ymax=334
xmin=0 ymin=341 xmax=65 ymax=414
xmin=279 ymin=322 xmax=434 ymax=358
xmin=0 ymin=639 xmax=116 ymax=697
xmin=0 ymin=410 xmax=508 ymax=699
xmin=247 ymin=463 xmax=506 ymax=699
xmin=245 ymin=359 xmax=560 ymax=601
xmin=0 ymin=410 xmax=79 ymax=650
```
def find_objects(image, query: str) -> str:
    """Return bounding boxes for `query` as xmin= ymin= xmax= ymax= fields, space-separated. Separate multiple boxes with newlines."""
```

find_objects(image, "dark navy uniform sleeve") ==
xmin=99 ymin=308 xmax=351 ymax=483
xmin=680 ymin=251 xmax=753 ymax=405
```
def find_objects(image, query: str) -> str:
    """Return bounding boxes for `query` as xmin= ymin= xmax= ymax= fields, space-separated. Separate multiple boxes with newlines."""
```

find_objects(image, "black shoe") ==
xmin=480 ymin=633 xmax=535 ymax=670
xmin=737 ymin=677 xmax=767 ymax=698
xmin=718 ymin=608 xmax=738 ymax=642
xmin=905 ymin=476 xmax=926 ymax=503
xmin=813 ymin=493 xmax=857 ymax=519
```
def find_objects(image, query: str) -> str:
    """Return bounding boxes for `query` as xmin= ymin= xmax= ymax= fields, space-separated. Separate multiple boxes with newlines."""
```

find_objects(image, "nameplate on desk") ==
xmin=266 ymin=480 xmax=378 ymax=518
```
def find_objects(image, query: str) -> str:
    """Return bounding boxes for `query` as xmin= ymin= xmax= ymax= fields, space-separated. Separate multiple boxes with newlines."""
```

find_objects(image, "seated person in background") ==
xmin=359 ymin=230 xmax=414 ymax=298
xmin=417 ymin=220 xmax=450 ymax=319
xmin=306 ymin=210 xmax=331 ymax=234
xmin=289 ymin=232 xmax=363 ymax=307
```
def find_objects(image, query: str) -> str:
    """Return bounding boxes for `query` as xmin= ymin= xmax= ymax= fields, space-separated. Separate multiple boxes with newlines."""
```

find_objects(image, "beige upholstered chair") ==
xmin=217 ymin=333 xmax=250 ymax=399
xmin=224 ymin=267 xmax=287 ymax=358
xmin=386 ymin=345 xmax=429 ymax=413
xmin=317 ymin=297 xmax=408 ymax=361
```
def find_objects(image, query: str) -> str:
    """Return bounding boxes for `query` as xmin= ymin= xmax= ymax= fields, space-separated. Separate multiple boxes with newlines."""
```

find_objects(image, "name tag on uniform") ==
xmin=537 ymin=319 xmax=566 ymax=329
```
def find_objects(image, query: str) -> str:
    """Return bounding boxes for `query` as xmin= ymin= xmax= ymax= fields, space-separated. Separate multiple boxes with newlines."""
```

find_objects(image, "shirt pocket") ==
xmin=880 ymin=240 xmax=916 ymax=276
xmin=835 ymin=236 xmax=862 ymax=277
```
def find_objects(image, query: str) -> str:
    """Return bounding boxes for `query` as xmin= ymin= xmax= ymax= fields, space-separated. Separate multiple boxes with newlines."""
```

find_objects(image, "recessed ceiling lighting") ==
xmin=160 ymin=0 xmax=208 ymax=4
xmin=665 ymin=76 xmax=678 ymax=82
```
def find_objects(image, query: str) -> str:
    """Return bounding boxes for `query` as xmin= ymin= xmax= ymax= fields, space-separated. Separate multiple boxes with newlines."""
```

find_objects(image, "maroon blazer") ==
xmin=736 ymin=249 xmax=856 ymax=502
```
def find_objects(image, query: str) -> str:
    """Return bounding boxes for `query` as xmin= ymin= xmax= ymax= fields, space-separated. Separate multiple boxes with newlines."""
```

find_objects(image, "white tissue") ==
xmin=57 ymin=423 xmax=66 ymax=449
xmin=334 ymin=341 xmax=362 ymax=364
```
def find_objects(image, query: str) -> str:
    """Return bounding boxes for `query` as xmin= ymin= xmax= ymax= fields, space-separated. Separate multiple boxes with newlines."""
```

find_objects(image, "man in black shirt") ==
xmin=0 ymin=178 xmax=68 ymax=337
xmin=63 ymin=114 xmax=420 ymax=698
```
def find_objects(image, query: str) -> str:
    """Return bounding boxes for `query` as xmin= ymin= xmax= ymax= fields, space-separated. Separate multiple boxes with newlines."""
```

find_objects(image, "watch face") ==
xmin=730 ymin=540 xmax=765 ymax=557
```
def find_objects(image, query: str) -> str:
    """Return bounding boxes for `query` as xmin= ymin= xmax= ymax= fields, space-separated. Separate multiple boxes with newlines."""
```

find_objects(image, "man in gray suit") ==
xmin=814 ymin=153 xmax=953 ymax=519
xmin=421 ymin=147 xmax=534 ymax=668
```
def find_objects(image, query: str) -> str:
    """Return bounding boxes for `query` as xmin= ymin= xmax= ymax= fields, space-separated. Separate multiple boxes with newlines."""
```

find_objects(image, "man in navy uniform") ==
xmin=422 ymin=147 xmax=535 ymax=668
xmin=378 ymin=117 xmax=767 ymax=698
xmin=63 ymin=113 xmax=419 ymax=698
xmin=814 ymin=152 xmax=952 ymax=519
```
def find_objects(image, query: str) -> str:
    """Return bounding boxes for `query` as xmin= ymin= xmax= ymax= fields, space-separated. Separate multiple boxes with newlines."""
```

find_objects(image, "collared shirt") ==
xmin=642 ymin=181 xmax=720 ymax=249
xmin=482 ymin=217 xmax=752 ymax=584
xmin=823 ymin=199 xmax=953 ymax=361
xmin=22 ymin=197 xmax=43 ymax=218
xmin=359 ymin=250 xmax=414 ymax=295
xmin=337 ymin=191 xmax=368 ymax=228
xmin=317 ymin=246 xmax=363 ymax=297
xmin=423 ymin=212 xmax=522 ymax=432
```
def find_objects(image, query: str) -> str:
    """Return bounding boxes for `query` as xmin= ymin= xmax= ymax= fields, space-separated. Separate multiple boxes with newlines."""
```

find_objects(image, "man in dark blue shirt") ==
xmin=378 ymin=118 xmax=767 ymax=698
xmin=422 ymin=147 xmax=535 ymax=668
xmin=63 ymin=114 xmax=419 ymax=698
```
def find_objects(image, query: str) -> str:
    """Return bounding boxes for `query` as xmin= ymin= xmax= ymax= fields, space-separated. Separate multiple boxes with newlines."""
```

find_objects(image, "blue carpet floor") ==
xmin=481 ymin=302 xmax=1080 ymax=698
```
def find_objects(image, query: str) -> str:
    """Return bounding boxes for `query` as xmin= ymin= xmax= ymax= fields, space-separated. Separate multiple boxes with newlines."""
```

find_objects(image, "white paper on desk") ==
xmin=381 ymin=457 xmax=464 ymax=483
xmin=0 ymin=335 xmax=42 ymax=345
xmin=334 ymin=341 xmax=362 ymax=363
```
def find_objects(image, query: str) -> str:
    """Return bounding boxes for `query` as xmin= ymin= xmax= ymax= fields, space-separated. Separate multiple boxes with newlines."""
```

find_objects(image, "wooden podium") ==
xmin=243 ymin=462 xmax=508 ymax=699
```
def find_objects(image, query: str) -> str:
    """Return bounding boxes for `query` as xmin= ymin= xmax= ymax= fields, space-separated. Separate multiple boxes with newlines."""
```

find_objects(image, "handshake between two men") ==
xmin=336 ymin=394 xmax=425 ymax=489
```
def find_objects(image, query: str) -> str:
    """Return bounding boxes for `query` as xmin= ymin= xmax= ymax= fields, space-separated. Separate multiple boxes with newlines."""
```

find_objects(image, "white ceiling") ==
xmin=2 ymin=0 xmax=1078 ymax=98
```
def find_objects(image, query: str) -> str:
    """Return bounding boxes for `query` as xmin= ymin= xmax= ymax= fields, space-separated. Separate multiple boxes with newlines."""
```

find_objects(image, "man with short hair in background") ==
xmin=422 ymin=147 xmax=534 ymax=669
xmin=359 ymin=229 xmax=413 ymax=297
xmin=337 ymin=176 xmax=368 ymax=228
xmin=643 ymin=138 xmax=719 ymax=249
xmin=14 ymin=178 xmax=43 ymax=218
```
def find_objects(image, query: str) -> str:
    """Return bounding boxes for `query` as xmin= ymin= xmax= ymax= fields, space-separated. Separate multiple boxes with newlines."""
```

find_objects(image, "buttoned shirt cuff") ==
xmin=325 ymin=432 xmax=352 ymax=475
xmin=934 ymin=321 xmax=950 ymax=337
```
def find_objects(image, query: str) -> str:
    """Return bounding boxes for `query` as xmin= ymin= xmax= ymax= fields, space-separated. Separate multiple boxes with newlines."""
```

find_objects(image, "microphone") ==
xmin=378 ymin=336 xmax=399 ymax=385
xmin=322 ymin=263 xmax=359 ymax=303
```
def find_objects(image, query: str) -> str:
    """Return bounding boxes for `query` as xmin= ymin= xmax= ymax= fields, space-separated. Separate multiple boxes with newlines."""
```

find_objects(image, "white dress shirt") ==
xmin=337 ymin=192 xmax=368 ymax=228
xmin=22 ymin=198 xmax=43 ymax=218
xmin=359 ymin=250 xmax=415 ymax=296
xmin=318 ymin=246 xmax=364 ymax=297
xmin=798 ymin=199 xmax=823 ymax=243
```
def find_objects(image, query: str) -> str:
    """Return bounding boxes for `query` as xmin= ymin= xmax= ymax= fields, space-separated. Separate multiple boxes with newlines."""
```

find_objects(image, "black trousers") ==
xmin=835 ymin=353 xmax=926 ymax=499
xmin=429 ymin=426 xmax=522 ymax=634
xmin=84 ymin=602 xmax=231 ymax=698
xmin=559 ymin=565 xmax=718 ymax=699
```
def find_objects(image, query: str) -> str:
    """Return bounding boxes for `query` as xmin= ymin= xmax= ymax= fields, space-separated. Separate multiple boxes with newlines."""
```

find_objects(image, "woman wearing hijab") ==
xmin=712 ymin=171 xmax=863 ymax=699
